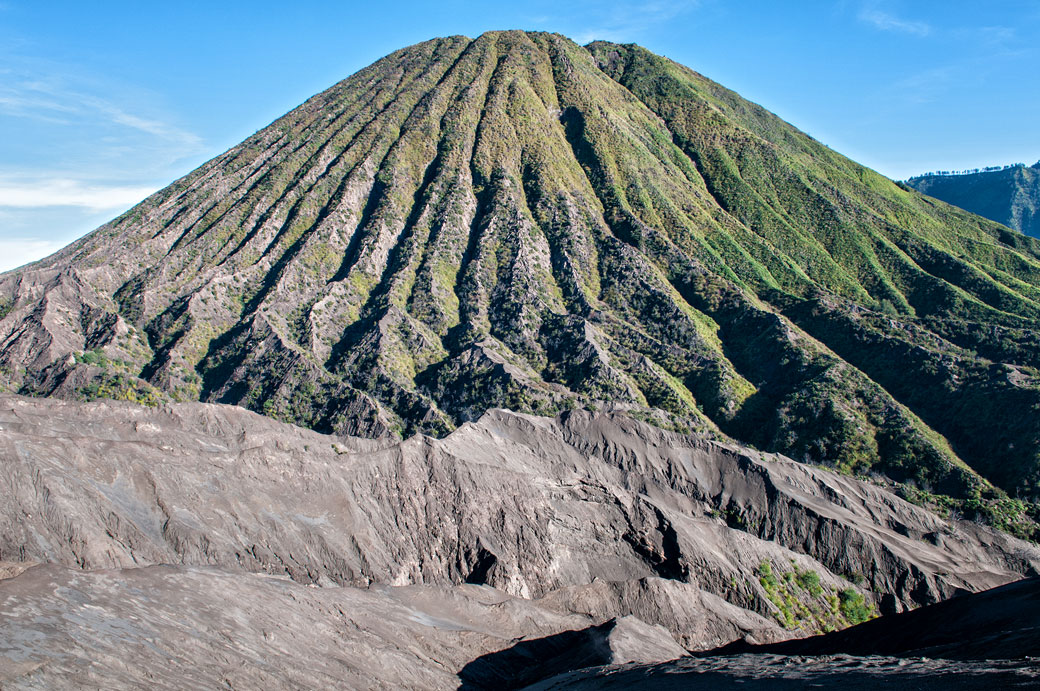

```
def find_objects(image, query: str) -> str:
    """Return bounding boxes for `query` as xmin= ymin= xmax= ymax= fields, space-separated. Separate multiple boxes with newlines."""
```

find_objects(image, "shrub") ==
xmin=838 ymin=588 xmax=872 ymax=625
xmin=797 ymin=569 xmax=823 ymax=597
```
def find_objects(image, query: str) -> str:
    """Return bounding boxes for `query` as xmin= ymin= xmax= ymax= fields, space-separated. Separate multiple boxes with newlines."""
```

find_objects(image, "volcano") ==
xmin=2 ymin=30 xmax=1039 ymax=529
xmin=3 ymin=30 xmax=1040 ymax=687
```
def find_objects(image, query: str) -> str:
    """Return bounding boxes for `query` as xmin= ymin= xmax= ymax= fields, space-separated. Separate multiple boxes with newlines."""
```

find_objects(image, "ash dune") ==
xmin=1 ymin=394 xmax=1038 ymax=687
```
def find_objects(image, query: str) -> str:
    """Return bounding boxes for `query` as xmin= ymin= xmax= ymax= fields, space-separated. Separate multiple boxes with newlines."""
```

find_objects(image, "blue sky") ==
xmin=1 ymin=0 xmax=1038 ymax=271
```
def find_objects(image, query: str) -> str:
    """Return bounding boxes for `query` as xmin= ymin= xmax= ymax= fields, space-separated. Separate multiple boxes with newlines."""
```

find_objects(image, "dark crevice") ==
xmin=221 ymin=93 xmax=399 ymax=266
xmin=558 ymin=106 xmax=642 ymax=251
xmin=623 ymin=506 xmax=689 ymax=581
xmin=324 ymin=46 xmax=475 ymax=294
xmin=784 ymin=298 xmax=1040 ymax=496
xmin=403 ymin=42 xmax=488 ymax=327
xmin=365 ymin=152 xmax=446 ymax=307
xmin=322 ymin=155 xmax=445 ymax=374
xmin=518 ymin=160 xmax=592 ymax=318
xmin=330 ymin=39 xmax=476 ymax=325
xmin=556 ymin=102 xmax=747 ymax=423
xmin=165 ymin=134 xmax=298 ymax=255
xmin=168 ymin=116 xmax=335 ymax=258
xmin=329 ymin=178 xmax=387 ymax=285
xmin=464 ymin=547 xmax=498 ymax=585
xmin=197 ymin=316 xmax=262 ymax=401
xmin=240 ymin=64 xmax=461 ymax=324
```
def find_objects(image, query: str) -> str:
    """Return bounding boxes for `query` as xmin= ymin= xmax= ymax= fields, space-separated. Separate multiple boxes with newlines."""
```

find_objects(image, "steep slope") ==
xmin=529 ymin=578 xmax=1040 ymax=690
xmin=906 ymin=163 xmax=1040 ymax=239
xmin=1 ymin=31 xmax=1038 ymax=527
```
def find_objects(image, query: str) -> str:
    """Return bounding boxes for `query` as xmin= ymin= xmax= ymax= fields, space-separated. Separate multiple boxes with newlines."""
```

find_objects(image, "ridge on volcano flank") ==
xmin=2 ymin=30 xmax=1040 ymax=533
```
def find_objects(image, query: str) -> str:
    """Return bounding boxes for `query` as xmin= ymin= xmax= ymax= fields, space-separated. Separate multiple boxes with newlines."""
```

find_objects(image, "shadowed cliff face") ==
xmin=0 ymin=31 xmax=1038 ymax=523
xmin=527 ymin=577 xmax=1040 ymax=690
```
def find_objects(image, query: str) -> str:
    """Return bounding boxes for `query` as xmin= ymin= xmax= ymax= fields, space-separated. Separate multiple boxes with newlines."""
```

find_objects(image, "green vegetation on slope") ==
xmin=752 ymin=561 xmax=877 ymax=632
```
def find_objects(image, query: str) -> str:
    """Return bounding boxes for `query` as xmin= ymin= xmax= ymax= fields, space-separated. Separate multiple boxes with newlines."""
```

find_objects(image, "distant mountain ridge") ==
xmin=906 ymin=162 xmax=1040 ymax=238
xmin=1 ymin=31 xmax=1039 ymax=535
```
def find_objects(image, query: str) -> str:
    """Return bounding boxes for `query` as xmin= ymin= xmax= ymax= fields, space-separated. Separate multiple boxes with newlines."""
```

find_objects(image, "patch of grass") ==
xmin=78 ymin=373 xmax=164 ymax=408
xmin=755 ymin=561 xmax=876 ymax=632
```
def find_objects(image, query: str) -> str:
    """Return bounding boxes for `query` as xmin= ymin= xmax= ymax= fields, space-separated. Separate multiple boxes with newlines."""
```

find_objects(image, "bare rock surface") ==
xmin=2 ymin=563 xmax=1038 ymax=689
xmin=534 ymin=578 xmax=783 ymax=651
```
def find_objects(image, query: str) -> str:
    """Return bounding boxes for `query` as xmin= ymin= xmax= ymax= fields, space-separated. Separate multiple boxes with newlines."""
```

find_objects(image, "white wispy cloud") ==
xmin=974 ymin=25 xmax=1016 ymax=45
xmin=858 ymin=6 xmax=931 ymax=36
xmin=951 ymin=25 xmax=1029 ymax=58
xmin=0 ymin=78 xmax=201 ymax=151
xmin=0 ymin=238 xmax=67 ymax=273
xmin=0 ymin=92 xmax=77 ymax=115
xmin=560 ymin=0 xmax=703 ymax=44
xmin=0 ymin=41 xmax=206 ymax=272
xmin=890 ymin=66 xmax=954 ymax=103
xmin=0 ymin=178 xmax=157 ymax=210
xmin=0 ymin=54 xmax=202 ymax=260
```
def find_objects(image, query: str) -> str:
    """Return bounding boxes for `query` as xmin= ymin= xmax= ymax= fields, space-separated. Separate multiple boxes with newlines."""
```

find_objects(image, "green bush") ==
xmin=757 ymin=562 xmax=777 ymax=589
xmin=838 ymin=588 xmax=873 ymax=625
xmin=797 ymin=569 xmax=823 ymax=597
xmin=78 ymin=348 xmax=109 ymax=367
